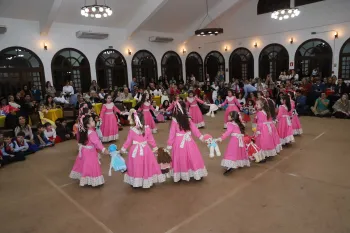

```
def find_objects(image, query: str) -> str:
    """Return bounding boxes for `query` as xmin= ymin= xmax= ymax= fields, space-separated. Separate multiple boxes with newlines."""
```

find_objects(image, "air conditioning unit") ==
xmin=0 ymin=25 xmax=7 ymax=34
xmin=76 ymin=31 xmax=109 ymax=39
xmin=149 ymin=36 xmax=174 ymax=43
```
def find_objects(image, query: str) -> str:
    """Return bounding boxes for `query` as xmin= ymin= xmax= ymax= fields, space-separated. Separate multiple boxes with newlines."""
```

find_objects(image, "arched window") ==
xmin=161 ymin=51 xmax=183 ymax=83
xmin=295 ymin=39 xmax=333 ymax=78
xmin=339 ymin=38 xmax=350 ymax=80
xmin=186 ymin=52 xmax=203 ymax=82
xmin=0 ymin=46 xmax=45 ymax=97
xmin=132 ymin=50 xmax=158 ymax=88
xmin=96 ymin=49 xmax=128 ymax=89
xmin=204 ymin=51 xmax=225 ymax=83
xmin=259 ymin=43 xmax=289 ymax=80
xmin=229 ymin=47 xmax=254 ymax=81
xmin=51 ymin=48 xmax=91 ymax=92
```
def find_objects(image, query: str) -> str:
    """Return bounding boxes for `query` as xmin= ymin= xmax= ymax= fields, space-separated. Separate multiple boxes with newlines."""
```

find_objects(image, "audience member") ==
xmin=311 ymin=92 xmax=330 ymax=117
xmin=332 ymin=94 xmax=350 ymax=118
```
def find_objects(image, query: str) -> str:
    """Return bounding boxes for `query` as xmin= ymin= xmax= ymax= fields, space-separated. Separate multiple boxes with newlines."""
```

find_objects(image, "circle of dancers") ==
xmin=69 ymin=91 xmax=303 ymax=188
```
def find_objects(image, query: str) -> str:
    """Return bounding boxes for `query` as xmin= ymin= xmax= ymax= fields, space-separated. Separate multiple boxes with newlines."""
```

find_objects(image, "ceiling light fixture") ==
xmin=81 ymin=0 xmax=112 ymax=18
xmin=195 ymin=0 xmax=223 ymax=37
xmin=271 ymin=0 xmax=300 ymax=21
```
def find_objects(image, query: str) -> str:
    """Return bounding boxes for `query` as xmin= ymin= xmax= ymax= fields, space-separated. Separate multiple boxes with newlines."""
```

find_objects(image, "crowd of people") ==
xmin=0 ymin=71 xmax=349 ymax=185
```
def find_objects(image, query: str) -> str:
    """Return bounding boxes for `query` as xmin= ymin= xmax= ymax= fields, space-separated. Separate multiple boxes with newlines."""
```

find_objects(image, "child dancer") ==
xmin=69 ymin=114 xmax=109 ymax=187
xmin=100 ymin=95 xmax=121 ymax=142
xmin=289 ymin=94 xmax=303 ymax=135
xmin=254 ymin=98 xmax=282 ymax=159
xmin=166 ymin=101 xmax=208 ymax=182
xmin=186 ymin=91 xmax=205 ymax=128
xmin=219 ymin=89 xmax=242 ymax=129
xmin=138 ymin=94 xmax=157 ymax=133
xmin=216 ymin=111 xmax=250 ymax=175
xmin=277 ymin=95 xmax=295 ymax=145
xmin=121 ymin=109 xmax=165 ymax=188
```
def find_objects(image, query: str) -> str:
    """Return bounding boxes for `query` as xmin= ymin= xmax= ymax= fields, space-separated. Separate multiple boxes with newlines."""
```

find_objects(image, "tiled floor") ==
xmin=1 ymin=113 xmax=350 ymax=233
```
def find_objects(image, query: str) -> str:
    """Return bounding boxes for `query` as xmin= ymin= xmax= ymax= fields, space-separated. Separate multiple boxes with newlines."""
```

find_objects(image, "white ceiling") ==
xmin=139 ymin=0 xmax=223 ymax=33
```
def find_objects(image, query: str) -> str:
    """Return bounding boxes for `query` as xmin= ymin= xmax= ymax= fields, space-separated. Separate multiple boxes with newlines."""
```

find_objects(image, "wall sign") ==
xmin=289 ymin=62 xmax=294 ymax=69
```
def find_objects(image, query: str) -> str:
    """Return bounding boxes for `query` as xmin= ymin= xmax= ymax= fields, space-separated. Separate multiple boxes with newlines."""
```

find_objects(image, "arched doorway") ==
xmin=204 ymin=51 xmax=225 ymax=83
xmin=229 ymin=47 xmax=254 ymax=81
xmin=259 ymin=43 xmax=289 ymax=80
xmin=295 ymin=39 xmax=333 ymax=78
xmin=96 ymin=49 xmax=128 ymax=89
xmin=339 ymin=38 xmax=350 ymax=80
xmin=132 ymin=50 xmax=158 ymax=88
xmin=51 ymin=48 xmax=91 ymax=92
xmin=161 ymin=51 xmax=183 ymax=83
xmin=186 ymin=52 xmax=203 ymax=82
xmin=0 ymin=47 xmax=45 ymax=97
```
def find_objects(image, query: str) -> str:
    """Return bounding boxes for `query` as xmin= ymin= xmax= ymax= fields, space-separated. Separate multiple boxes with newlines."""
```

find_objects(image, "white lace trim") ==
xmin=251 ymin=151 xmax=265 ymax=163
xmin=195 ymin=121 xmax=205 ymax=128
xmin=224 ymin=123 xmax=227 ymax=129
xmin=260 ymin=144 xmax=282 ymax=158
xmin=124 ymin=173 xmax=166 ymax=188
xmin=69 ymin=171 xmax=81 ymax=180
xmin=79 ymin=175 xmax=105 ymax=187
xmin=293 ymin=129 xmax=303 ymax=135
xmin=221 ymin=159 xmax=250 ymax=169
xmin=280 ymin=135 xmax=295 ymax=145
xmin=152 ymin=128 xmax=158 ymax=134
xmin=170 ymin=168 xmax=208 ymax=182
xmin=102 ymin=134 xmax=119 ymax=142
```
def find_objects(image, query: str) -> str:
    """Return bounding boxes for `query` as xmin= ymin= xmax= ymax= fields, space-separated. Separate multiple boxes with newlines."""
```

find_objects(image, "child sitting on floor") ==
xmin=55 ymin=118 xmax=73 ymax=141
xmin=44 ymin=122 xmax=62 ymax=144
xmin=1 ymin=132 xmax=26 ymax=165
xmin=14 ymin=131 xmax=38 ymax=156
xmin=34 ymin=124 xmax=54 ymax=148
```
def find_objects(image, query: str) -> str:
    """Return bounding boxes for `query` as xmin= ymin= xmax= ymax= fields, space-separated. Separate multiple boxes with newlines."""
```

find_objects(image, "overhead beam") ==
xmin=179 ymin=0 xmax=242 ymax=43
xmin=40 ymin=0 xmax=63 ymax=35
xmin=126 ymin=0 xmax=169 ymax=39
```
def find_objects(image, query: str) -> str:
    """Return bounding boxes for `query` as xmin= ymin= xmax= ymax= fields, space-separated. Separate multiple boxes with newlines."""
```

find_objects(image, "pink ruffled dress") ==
xmin=138 ymin=102 xmax=157 ymax=133
xmin=69 ymin=130 xmax=105 ymax=187
xmin=167 ymin=119 xmax=208 ymax=182
xmin=291 ymin=100 xmax=303 ymax=135
xmin=186 ymin=97 xmax=205 ymax=128
xmin=255 ymin=110 xmax=282 ymax=158
xmin=277 ymin=105 xmax=295 ymax=145
xmin=219 ymin=122 xmax=250 ymax=169
xmin=100 ymin=103 xmax=121 ymax=142
xmin=121 ymin=126 xmax=165 ymax=188
xmin=220 ymin=96 xmax=242 ymax=128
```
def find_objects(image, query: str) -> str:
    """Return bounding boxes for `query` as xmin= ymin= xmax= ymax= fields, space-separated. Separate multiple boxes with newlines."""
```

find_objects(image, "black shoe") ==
xmin=223 ymin=168 xmax=233 ymax=175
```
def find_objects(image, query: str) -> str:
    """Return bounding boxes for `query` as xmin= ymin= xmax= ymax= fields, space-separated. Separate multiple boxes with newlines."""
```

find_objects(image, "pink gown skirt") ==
xmin=221 ymin=135 xmax=250 ymax=169
xmin=69 ymin=153 xmax=83 ymax=180
xmin=292 ymin=115 xmax=303 ymax=135
xmin=156 ymin=113 xmax=165 ymax=122
xmin=189 ymin=105 xmax=205 ymax=128
xmin=124 ymin=145 xmax=165 ymax=188
xmin=143 ymin=111 xmax=157 ymax=132
xmin=101 ymin=113 xmax=119 ymax=142
xmin=170 ymin=136 xmax=208 ymax=182
xmin=255 ymin=123 xmax=282 ymax=158
xmin=277 ymin=117 xmax=295 ymax=145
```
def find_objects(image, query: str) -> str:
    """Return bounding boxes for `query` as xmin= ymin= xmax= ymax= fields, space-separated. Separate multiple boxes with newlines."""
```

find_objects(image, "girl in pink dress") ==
xmin=216 ymin=111 xmax=250 ymax=175
xmin=186 ymin=91 xmax=205 ymax=128
xmin=219 ymin=89 xmax=242 ymax=129
xmin=166 ymin=101 xmax=208 ymax=182
xmin=254 ymin=98 xmax=282 ymax=159
xmin=69 ymin=114 xmax=109 ymax=187
xmin=100 ymin=95 xmax=121 ymax=142
xmin=277 ymin=95 xmax=295 ymax=145
xmin=290 ymin=96 xmax=303 ymax=135
xmin=138 ymin=94 xmax=157 ymax=133
xmin=121 ymin=110 xmax=165 ymax=188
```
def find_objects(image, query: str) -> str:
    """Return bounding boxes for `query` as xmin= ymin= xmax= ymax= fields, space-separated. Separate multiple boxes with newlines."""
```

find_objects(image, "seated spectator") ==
xmin=243 ymin=79 xmax=257 ymax=99
xmin=34 ymin=124 xmax=54 ymax=148
xmin=38 ymin=105 xmax=56 ymax=127
xmin=151 ymin=100 xmax=165 ymax=123
xmin=20 ymin=85 xmax=32 ymax=98
xmin=89 ymin=91 xmax=101 ymax=104
xmin=295 ymin=89 xmax=308 ymax=115
xmin=22 ymin=94 xmax=35 ymax=116
xmin=55 ymin=118 xmax=73 ymax=141
xmin=0 ymin=132 xmax=25 ymax=165
xmin=8 ymin=95 xmax=21 ymax=109
xmin=89 ymin=80 xmax=100 ymax=92
xmin=14 ymin=131 xmax=38 ymax=155
xmin=160 ymin=100 xmax=172 ymax=120
xmin=120 ymin=87 xmax=133 ymax=100
xmin=45 ymin=81 xmax=56 ymax=97
xmin=62 ymin=80 xmax=74 ymax=97
xmin=311 ymin=78 xmax=325 ymax=100
xmin=134 ymin=88 xmax=144 ymax=102
xmin=215 ymin=95 xmax=226 ymax=110
xmin=44 ymin=122 xmax=61 ymax=144
xmin=45 ymin=95 xmax=56 ymax=109
xmin=311 ymin=92 xmax=330 ymax=117
xmin=99 ymin=89 xmax=106 ymax=100
xmin=31 ymin=85 xmax=42 ymax=103
xmin=14 ymin=116 xmax=34 ymax=141
xmin=332 ymin=94 xmax=350 ymax=119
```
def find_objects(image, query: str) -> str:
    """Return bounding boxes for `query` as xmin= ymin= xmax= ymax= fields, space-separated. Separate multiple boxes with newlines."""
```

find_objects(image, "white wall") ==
xmin=184 ymin=0 xmax=350 ymax=81
xmin=0 ymin=17 xmax=186 ymax=86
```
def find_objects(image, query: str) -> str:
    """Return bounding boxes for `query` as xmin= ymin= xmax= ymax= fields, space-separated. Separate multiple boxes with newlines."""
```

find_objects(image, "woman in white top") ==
xmin=62 ymin=81 xmax=74 ymax=96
